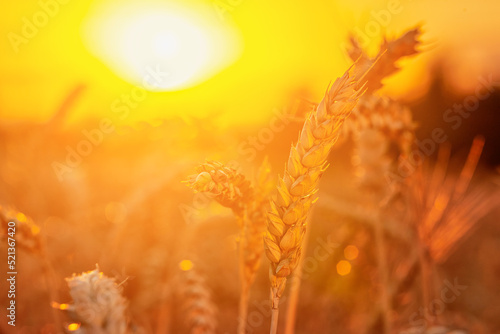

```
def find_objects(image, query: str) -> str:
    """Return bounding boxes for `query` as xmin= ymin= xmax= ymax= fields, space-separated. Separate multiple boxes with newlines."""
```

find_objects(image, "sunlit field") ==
xmin=1 ymin=1 xmax=500 ymax=333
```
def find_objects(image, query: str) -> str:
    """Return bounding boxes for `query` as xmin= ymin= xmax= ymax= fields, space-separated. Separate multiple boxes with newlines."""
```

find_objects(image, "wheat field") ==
xmin=1 ymin=2 xmax=500 ymax=334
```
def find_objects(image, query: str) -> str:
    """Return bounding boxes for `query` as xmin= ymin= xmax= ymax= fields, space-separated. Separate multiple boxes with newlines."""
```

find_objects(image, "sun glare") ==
xmin=82 ymin=1 xmax=243 ymax=91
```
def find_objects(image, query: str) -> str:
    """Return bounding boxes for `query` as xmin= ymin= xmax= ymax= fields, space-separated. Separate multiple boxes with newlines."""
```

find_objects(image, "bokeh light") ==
xmin=337 ymin=260 xmax=352 ymax=276
xmin=67 ymin=323 xmax=81 ymax=331
xmin=344 ymin=245 xmax=359 ymax=260
xmin=179 ymin=259 xmax=194 ymax=271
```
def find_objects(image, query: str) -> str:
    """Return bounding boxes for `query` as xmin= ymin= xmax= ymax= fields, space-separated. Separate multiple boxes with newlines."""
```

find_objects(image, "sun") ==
xmin=82 ymin=0 xmax=243 ymax=91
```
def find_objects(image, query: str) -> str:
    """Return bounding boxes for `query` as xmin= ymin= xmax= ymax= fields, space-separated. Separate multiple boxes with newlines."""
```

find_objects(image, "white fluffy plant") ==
xmin=57 ymin=266 xmax=128 ymax=334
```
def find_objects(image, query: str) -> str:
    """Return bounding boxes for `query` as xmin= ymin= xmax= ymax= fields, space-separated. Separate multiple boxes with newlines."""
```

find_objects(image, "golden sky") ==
xmin=1 ymin=0 xmax=499 ymax=126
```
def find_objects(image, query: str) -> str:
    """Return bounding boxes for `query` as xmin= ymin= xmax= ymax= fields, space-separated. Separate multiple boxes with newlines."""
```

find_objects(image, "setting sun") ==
xmin=82 ymin=1 xmax=243 ymax=91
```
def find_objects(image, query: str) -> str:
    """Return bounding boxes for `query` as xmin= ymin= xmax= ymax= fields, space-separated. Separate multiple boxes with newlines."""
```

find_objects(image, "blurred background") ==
xmin=1 ymin=0 xmax=500 ymax=333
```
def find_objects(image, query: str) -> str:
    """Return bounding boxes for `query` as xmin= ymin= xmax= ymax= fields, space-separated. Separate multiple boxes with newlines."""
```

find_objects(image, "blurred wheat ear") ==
xmin=178 ymin=264 xmax=218 ymax=334
xmin=0 ymin=206 xmax=63 ymax=331
xmin=56 ymin=265 xmax=128 ymax=334
xmin=337 ymin=26 xmax=424 ymax=334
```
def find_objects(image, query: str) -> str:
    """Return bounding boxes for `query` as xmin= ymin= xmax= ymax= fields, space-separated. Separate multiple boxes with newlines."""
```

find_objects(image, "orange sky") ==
xmin=1 ymin=0 xmax=499 ymax=126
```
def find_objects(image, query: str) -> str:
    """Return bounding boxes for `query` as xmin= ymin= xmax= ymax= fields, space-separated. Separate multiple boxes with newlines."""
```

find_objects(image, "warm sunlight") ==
xmin=82 ymin=1 xmax=243 ymax=91
xmin=2 ymin=0 xmax=500 ymax=333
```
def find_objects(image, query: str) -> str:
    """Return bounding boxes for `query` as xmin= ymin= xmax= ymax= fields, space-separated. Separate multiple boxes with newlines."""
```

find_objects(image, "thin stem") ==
xmin=155 ymin=281 xmax=172 ymax=334
xmin=374 ymin=210 xmax=392 ymax=334
xmin=284 ymin=218 xmax=311 ymax=334
xmin=238 ymin=281 xmax=250 ymax=334
xmin=270 ymin=304 xmax=280 ymax=334
xmin=238 ymin=217 xmax=250 ymax=334
xmin=418 ymin=242 xmax=432 ymax=323
xmin=39 ymin=242 xmax=63 ymax=333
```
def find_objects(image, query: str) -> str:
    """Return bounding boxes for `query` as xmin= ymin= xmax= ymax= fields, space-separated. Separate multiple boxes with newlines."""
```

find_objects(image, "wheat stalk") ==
xmin=348 ymin=98 xmax=416 ymax=333
xmin=264 ymin=67 xmax=363 ymax=334
xmin=350 ymin=99 xmax=416 ymax=334
xmin=280 ymin=27 xmax=422 ymax=333
xmin=341 ymin=27 xmax=422 ymax=333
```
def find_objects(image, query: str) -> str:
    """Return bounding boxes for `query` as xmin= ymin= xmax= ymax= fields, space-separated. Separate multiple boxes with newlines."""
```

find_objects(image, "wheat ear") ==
xmin=348 ymin=26 xmax=422 ymax=94
xmin=0 ymin=206 xmax=62 ymax=331
xmin=264 ymin=68 xmax=362 ymax=334
xmin=350 ymin=96 xmax=417 ymax=334
xmin=179 ymin=265 xmax=217 ymax=334
xmin=59 ymin=265 xmax=128 ymax=334
xmin=186 ymin=160 xmax=272 ymax=334
xmin=186 ymin=160 xmax=253 ymax=218
xmin=343 ymin=26 xmax=422 ymax=333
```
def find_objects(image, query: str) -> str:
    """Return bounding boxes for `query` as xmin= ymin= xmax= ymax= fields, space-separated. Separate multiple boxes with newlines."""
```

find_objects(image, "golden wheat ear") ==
xmin=185 ymin=160 xmax=254 ymax=218
xmin=265 ymin=64 xmax=364 ymax=334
